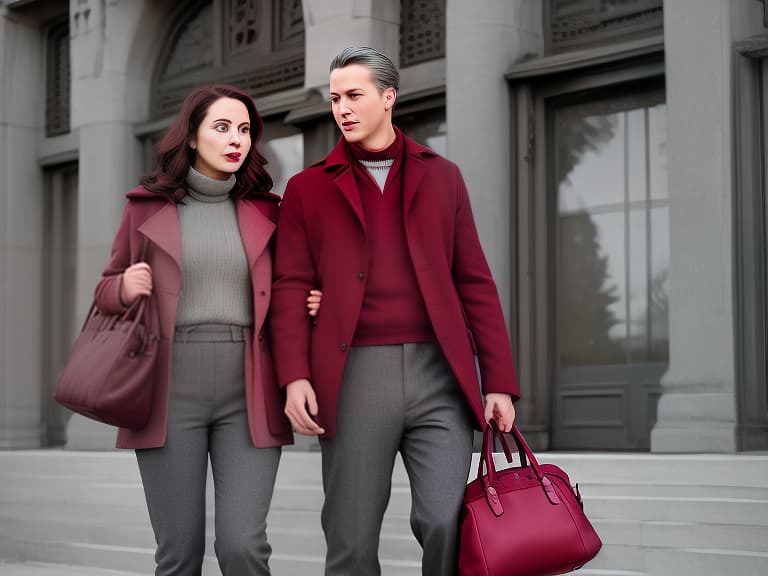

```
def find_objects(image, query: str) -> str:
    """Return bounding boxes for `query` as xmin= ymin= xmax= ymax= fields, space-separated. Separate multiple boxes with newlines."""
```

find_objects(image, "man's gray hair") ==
xmin=329 ymin=46 xmax=400 ymax=93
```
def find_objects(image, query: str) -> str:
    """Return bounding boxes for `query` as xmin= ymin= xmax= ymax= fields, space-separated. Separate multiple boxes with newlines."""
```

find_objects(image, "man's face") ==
xmin=329 ymin=64 xmax=396 ymax=151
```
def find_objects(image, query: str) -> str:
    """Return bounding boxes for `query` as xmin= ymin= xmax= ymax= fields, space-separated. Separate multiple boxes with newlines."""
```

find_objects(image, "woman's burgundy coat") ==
xmin=270 ymin=135 xmax=520 ymax=439
xmin=94 ymin=187 xmax=292 ymax=449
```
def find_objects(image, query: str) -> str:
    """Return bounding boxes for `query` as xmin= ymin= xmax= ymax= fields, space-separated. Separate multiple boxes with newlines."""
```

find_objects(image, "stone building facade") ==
xmin=1 ymin=0 xmax=766 ymax=453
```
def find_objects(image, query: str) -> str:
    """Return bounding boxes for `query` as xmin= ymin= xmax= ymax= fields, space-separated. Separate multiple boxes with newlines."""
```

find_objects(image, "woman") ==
xmin=94 ymin=85 xmax=318 ymax=575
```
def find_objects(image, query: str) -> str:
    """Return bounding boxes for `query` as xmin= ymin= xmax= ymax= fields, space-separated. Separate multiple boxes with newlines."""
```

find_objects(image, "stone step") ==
xmin=646 ymin=547 xmax=768 ymax=576
xmin=586 ymin=495 xmax=768 ymax=525
xmin=5 ymin=450 xmax=768 ymax=489
xmin=593 ymin=518 xmax=768 ymax=553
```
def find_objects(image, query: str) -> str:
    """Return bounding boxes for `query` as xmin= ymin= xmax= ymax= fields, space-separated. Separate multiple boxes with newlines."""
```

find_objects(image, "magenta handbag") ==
xmin=54 ymin=291 xmax=159 ymax=429
xmin=459 ymin=423 xmax=602 ymax=576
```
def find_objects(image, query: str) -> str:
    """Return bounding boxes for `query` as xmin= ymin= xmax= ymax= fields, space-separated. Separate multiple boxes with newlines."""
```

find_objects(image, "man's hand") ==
xmin=484 ymin=393 xmax=516 ymax=433
xmin=285 ymin=378 xmax=325 ymax=436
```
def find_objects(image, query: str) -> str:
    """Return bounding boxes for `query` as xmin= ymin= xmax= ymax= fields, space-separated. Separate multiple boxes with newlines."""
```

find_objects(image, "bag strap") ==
xmin=478 ymin=423 xmax=545 ymax=487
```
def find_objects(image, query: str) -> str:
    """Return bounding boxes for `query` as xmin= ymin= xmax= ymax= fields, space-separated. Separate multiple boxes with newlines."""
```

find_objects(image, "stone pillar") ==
xmin=65 ymin=0 xmax=156 ymax=449
xmin=302 ymin=0 xmax=400 ymax=90
xmin=446 ymin=0 xmax=541 ymax=325
xmin=0 ymin=6 xmax=46 ymax=448
xmin=650 ymin=0 xmax=738 ymax=452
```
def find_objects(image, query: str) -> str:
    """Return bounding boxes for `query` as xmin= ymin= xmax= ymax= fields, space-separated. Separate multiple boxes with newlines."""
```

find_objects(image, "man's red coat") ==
xmin=270 ymin=135 xmax=520 ymax=438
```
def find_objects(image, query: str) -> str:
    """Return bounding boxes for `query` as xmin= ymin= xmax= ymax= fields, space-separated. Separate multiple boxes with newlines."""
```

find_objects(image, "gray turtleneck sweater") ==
xmin=175 ymin=167 xmax=253 ymax=327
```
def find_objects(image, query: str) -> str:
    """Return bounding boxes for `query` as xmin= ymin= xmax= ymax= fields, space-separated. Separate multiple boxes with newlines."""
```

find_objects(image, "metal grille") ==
xmin=548 ymin=0 xmax=663 ymax=53
xmin=400 ymin=0 xmax=445 ymax=67
xmin=46 ymin=18 xmax=70 ymax=137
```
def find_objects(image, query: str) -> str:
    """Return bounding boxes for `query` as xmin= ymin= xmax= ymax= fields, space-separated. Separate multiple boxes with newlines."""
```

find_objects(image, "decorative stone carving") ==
xmin=400 ymin=0 xmax=446 ymax=68
xmin=153 ymin=1 xmax=304 ymax=118
xmin=160 ymin=3 xmax=214 ymax=80
xmin=227 ymin=0 xmax=263 ymax=56
xmin=548 ymin=0 xmax=663 ymax=53
xmin=274 ymin=0 xmax=305 ymax=50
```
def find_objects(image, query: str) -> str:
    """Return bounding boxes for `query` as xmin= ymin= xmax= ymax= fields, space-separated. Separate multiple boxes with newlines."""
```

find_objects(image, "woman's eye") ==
xmin=214 ymin=124 xmax=228 ymax=133
xmin=241 ymin=126 xmax=250 ymax=135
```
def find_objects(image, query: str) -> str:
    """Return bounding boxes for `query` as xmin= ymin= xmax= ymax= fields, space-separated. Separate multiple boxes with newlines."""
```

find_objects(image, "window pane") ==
xmin=560 ymin=211 xmax=626 ymax=366
xmin=649 ymin=206 xmax=670 ymax=362
xmin=396 ymin=108 xmax=447 ymax=156
xmin=556 ymin=95 xmax=669 ymax=367
xmin=649 ymin=103 xmax=668 ymax=200
xmin=557 ymin=111 xmax=624 ymax=213
xmin=628 ymin=208 xmax=649 ymax=363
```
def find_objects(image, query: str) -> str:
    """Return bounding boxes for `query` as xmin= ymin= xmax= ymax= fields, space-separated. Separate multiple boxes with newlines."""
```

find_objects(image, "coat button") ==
xmin=258 ymin=332 xmax=264 ymax=341
xmin=340 ymin=343 xmax=347 ymax=352
xmin=358 ymin=272 xmax=365 ymax=280
xmin=260 ymin=290 xmax=266 ymax=296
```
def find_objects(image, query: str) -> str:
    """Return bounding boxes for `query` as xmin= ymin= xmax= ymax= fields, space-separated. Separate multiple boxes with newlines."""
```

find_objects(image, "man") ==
xmin=270 ymin=47 xmax=519 ymax=576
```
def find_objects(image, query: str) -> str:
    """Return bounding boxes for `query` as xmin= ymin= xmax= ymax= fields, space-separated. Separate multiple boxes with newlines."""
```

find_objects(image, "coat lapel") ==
xmin=334 ymin=167 xmax=367 ymax=234
xmin=320 ymin=138 xmax=367 ymax=234
xmin=403 ymin=156 xmax=427 ymax=217
xmin=138 ymin=202 xmax=182 ymax=274
xmin=237 ymin=200 xmax=276 ymax=269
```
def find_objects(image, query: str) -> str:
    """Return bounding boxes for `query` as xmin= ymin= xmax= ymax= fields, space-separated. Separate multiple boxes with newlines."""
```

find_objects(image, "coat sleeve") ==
xmin=269 ymin=179 xmax=315 ymax=388
xmin=94 ymin=203 xmax=132 ymax=315
xmin=451 ymin=166 xmax=521 ymax=400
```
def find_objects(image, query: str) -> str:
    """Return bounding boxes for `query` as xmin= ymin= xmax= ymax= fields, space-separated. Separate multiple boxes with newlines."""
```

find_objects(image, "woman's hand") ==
xmin=120 ymin=262 xmax=153 ymax=306
xmin=307 ymin=289 xmax=323 ymax=317
xmin=484 ymin=393 xmax=516 ymax=433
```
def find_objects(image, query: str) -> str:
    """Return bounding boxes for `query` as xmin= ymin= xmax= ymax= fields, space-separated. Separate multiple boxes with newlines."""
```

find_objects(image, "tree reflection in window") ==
xmin=556 ymin=97 xmax=669 ymax=367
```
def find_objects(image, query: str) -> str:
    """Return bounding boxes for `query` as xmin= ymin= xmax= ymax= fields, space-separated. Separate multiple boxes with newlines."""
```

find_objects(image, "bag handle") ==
xmin=478 ymin=423 xmax=562 ymax=505
xmin=478 ymin=422 xmax=544 ymax=487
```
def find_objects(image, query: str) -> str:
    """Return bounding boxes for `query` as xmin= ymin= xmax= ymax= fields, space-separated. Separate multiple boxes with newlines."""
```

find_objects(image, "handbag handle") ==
xmin=478 ymin=423 xmax=544 ymax=488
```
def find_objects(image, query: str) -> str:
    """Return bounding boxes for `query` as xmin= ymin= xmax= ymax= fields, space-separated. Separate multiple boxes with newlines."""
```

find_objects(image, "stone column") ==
xmin=650 ymin=0 xmax=739 ymax=452
xmin=446 ymin=0 xmax=541 ymax=324
xmin=302 ymin=0 xmax=400 ymax=91
xmin=445 ymin=0 xmax=542 ymax=438
xmin=0 ymin=6 xmax=46 ymax=448
xmin=65 ymin=0 xmax=156 ymax=449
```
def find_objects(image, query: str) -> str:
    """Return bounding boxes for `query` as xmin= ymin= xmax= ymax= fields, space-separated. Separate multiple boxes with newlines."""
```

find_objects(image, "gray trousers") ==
xmin=320 ymin=342 xmax=475 ymax=576
xmin=136 ymin=324 xmax=280 ymax=576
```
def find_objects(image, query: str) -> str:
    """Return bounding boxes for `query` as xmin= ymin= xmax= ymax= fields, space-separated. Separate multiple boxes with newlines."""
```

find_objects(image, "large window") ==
xmin=557 ymin=94 xmax=669 ymax=367
xmin=734 ymin=41 xmax=768 ymax=450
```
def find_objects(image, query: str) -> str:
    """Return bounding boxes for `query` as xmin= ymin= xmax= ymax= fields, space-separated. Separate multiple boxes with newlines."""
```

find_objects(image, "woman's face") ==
xmin=191 ymin=97 xmax=252 ymax=180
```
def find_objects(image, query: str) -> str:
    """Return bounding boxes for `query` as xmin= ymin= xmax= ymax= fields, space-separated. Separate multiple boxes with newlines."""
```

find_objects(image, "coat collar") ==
xmin=312 ymin=128 xmax=437 ymax=230
xmin=312 ymin=129 xmax=438 ymax=172
xmin=136 ymin=195 xmax=276 ymax=277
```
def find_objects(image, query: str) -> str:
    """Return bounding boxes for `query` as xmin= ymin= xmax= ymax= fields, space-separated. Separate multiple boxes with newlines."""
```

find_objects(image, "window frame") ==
xmin=508 ymin=46 xmax=665 ymax=449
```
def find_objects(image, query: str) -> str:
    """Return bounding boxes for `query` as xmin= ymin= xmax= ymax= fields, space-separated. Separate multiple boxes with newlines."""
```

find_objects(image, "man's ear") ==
xmin=384 ymin=87 xmax=397 ymax=111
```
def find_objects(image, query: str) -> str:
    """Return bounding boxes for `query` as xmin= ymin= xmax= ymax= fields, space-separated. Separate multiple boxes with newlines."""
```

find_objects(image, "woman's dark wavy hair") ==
xmin=140 ymin=84 xmax=273 ymax=201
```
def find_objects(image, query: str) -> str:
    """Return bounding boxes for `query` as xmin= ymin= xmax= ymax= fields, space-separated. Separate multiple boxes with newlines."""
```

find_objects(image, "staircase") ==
xmin=1 ymin=450 xmax=767 ymax=575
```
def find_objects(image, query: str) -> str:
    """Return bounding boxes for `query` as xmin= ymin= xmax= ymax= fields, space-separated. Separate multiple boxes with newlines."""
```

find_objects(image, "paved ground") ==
xmin=0 ymin=562 xmax=139 ymax=576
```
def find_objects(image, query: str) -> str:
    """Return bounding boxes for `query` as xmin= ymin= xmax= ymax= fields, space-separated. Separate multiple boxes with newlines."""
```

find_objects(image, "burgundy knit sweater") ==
xmin=349 ymin=129 xmax=434 ymax=346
